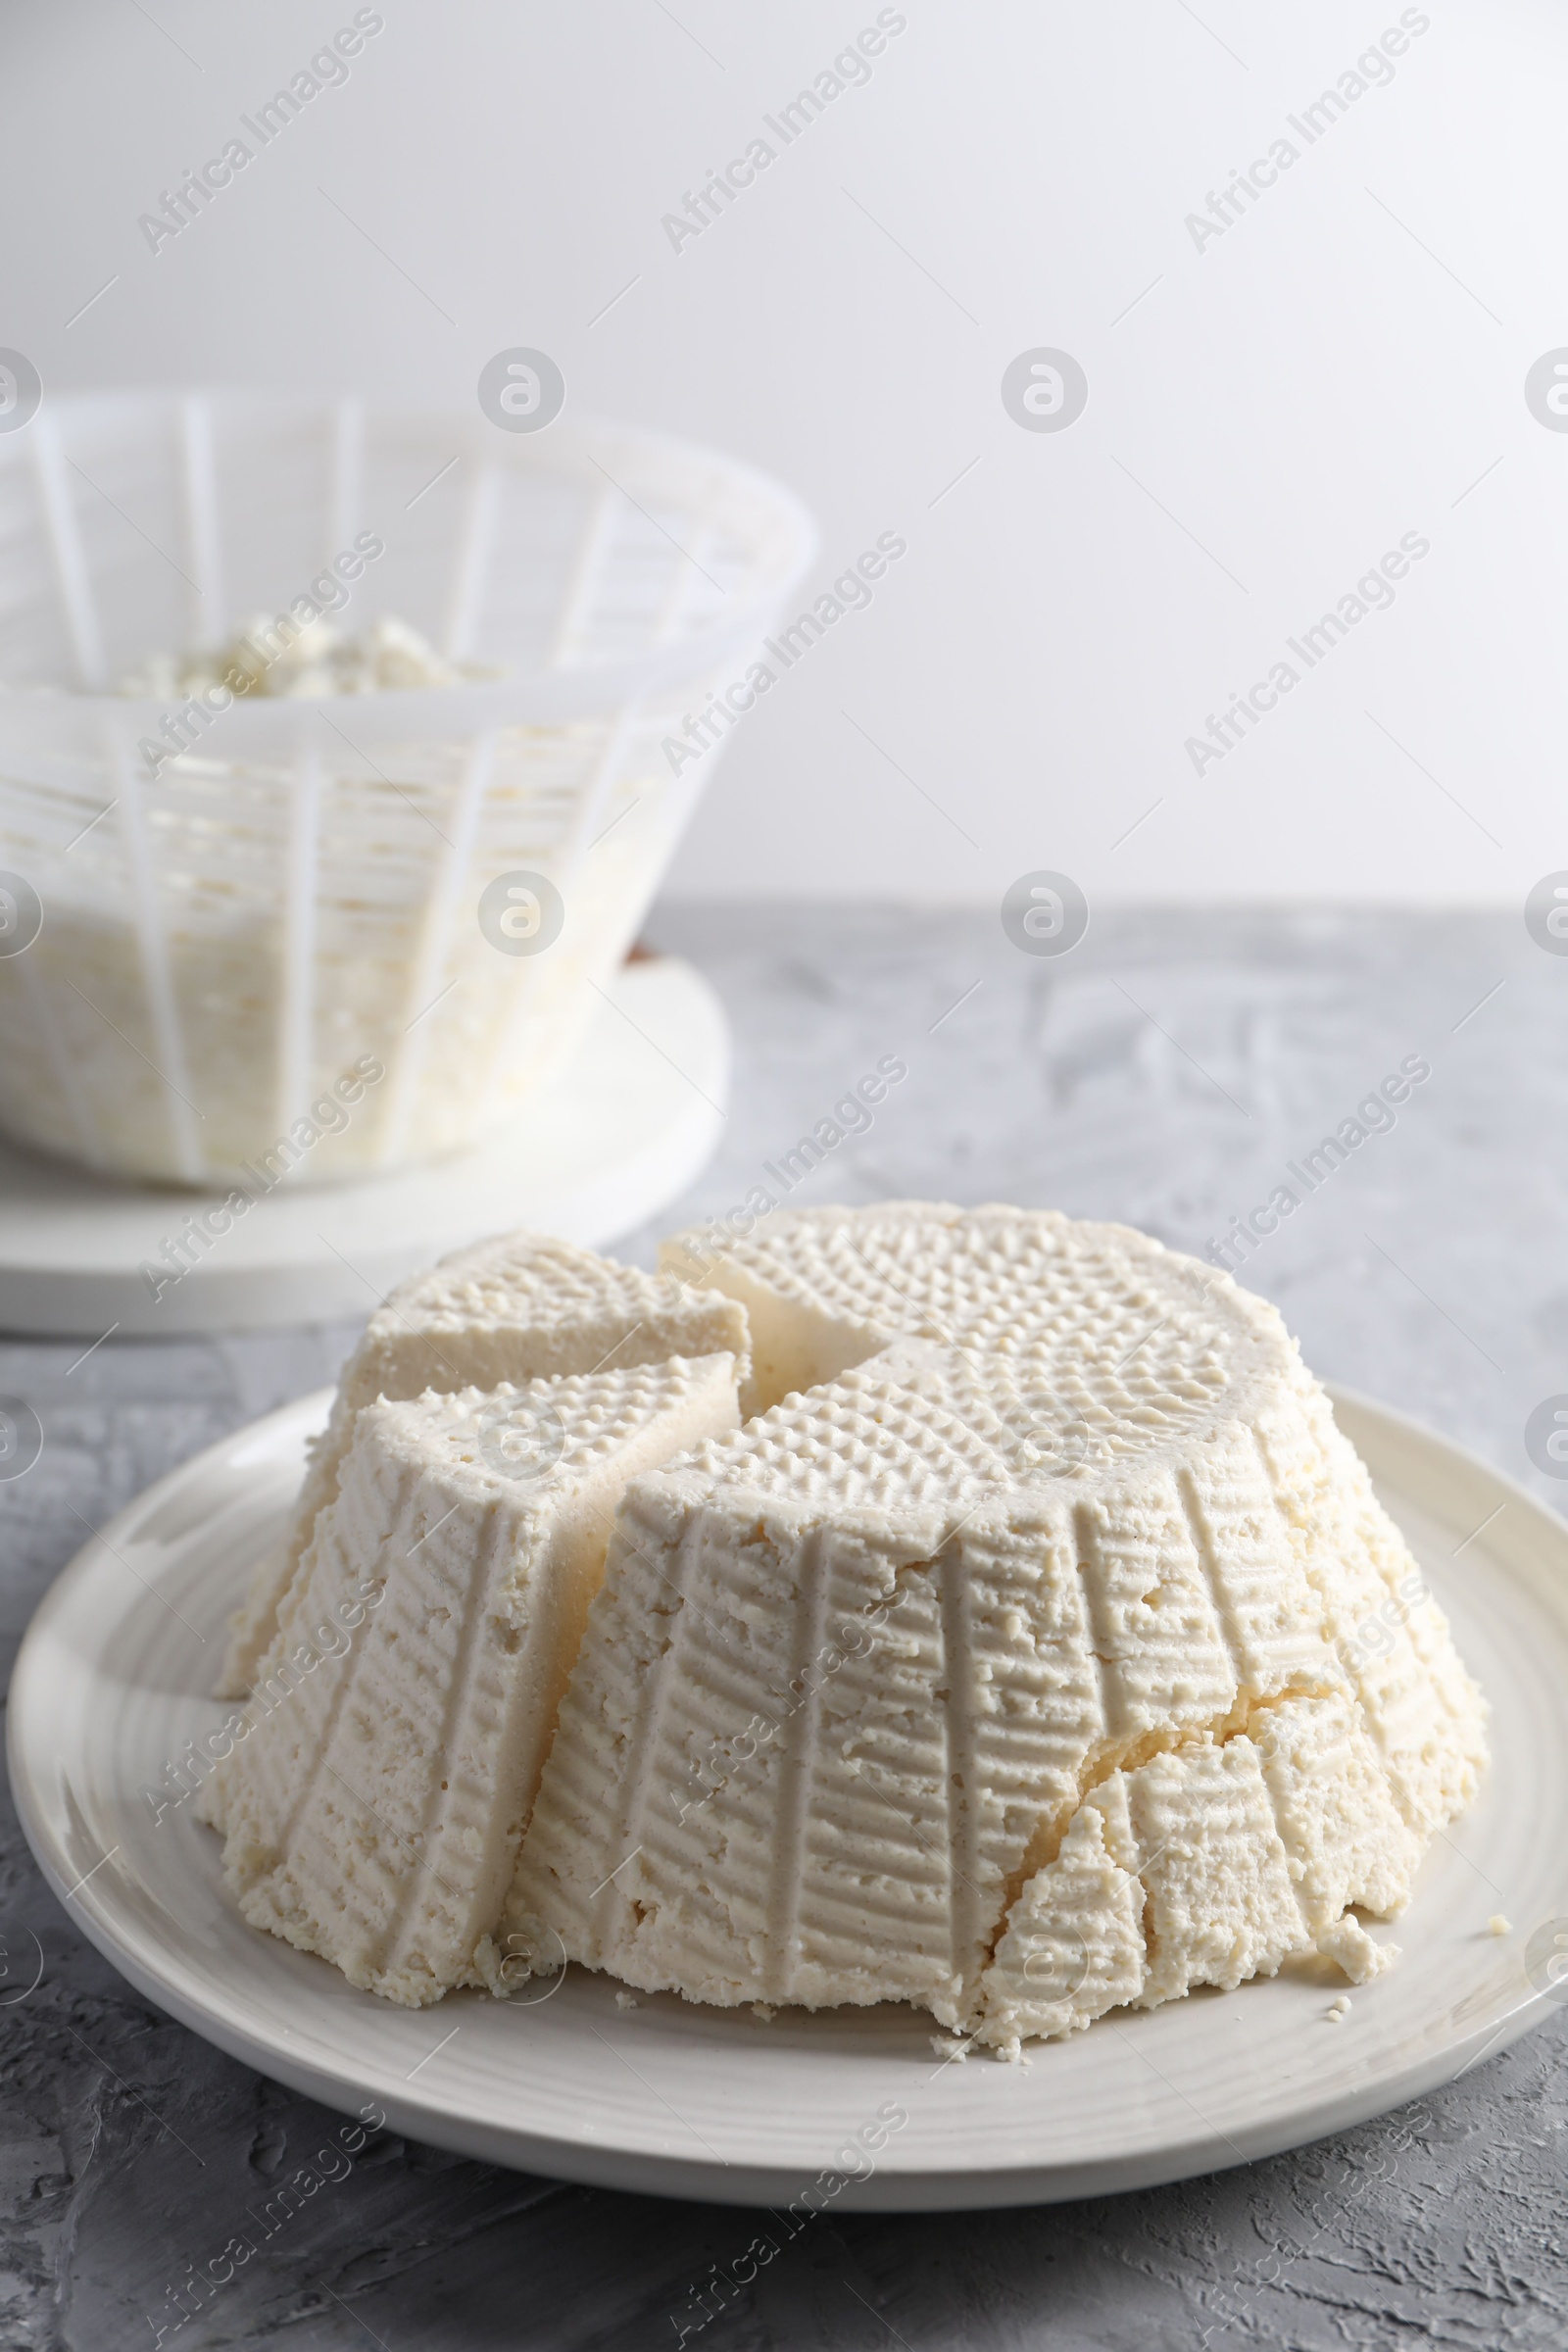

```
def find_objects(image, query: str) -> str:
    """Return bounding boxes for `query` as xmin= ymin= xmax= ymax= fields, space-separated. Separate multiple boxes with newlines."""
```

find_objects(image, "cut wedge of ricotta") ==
xmin=216 ymin=1230 xmax=750 ymax=1697
xmin=509 ymin=1202 xmax=1487 ymax=2044
xmin=199 ymin=1353 xmax=740 ymax=2006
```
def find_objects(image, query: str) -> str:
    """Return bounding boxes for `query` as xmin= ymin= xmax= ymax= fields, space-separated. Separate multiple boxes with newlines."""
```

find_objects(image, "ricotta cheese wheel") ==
xmin=200 ymin=1353 xmax=741 ymax=2006
xmin=215 ymin=1230 xmax=750 ymax=1696
xmin=511 ymin=1202 xmax=1487 ymax=2044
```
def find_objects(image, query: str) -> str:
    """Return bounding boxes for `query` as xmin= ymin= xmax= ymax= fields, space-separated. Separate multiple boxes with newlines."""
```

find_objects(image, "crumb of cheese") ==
xmin=117 ymin=613 xmax=503 ymax=701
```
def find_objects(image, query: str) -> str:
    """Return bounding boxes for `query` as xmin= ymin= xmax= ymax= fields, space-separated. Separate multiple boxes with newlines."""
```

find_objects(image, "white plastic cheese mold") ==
xmin=0 ymin=392 xmax=814 ymax=1184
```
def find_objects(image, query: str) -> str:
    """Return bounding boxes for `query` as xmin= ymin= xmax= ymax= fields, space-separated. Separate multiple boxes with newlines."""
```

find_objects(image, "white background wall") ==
xmin=3 ymin=0 xmax=1563 ymax=903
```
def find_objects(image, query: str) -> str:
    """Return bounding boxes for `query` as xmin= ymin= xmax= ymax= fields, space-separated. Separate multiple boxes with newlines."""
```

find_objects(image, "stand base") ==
xmin=0 ymin=957 xmax=728 ymax=1337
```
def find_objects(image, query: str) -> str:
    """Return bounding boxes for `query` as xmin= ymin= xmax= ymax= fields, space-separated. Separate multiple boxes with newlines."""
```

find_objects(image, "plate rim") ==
xmin=7 ymin=1381 xmax=1564 ymax=2211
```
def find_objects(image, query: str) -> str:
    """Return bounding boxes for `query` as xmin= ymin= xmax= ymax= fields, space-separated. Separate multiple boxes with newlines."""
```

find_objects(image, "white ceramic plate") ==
xmin=9 ymin=1387 xmax=1568 ymax=2211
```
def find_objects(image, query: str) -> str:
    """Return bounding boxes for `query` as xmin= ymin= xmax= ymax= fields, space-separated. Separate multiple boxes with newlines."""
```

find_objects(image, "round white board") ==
xmin=9 ymin=1387 xmax=1567 ymax=2211
xmin=0 ymin=956 xmax=727 ymax=1338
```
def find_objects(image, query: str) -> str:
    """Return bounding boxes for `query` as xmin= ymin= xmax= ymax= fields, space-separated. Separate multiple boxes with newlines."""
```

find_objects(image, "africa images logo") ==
xmin=1001 ymin=871 xmax=1090 ymax=957
xmin=1525 ymin=352 xmax=1568 ymax=431
xmin=477 ymin=350 xmax=565 ymax=433
xmin=1525 ymin=1397 xmax=1568 ymax=1481
xmin=1001 ymin=350 xmax=1089 ymax=433
xmin=478 ymin=870 xmax=566 ymax=956
xmin=1524 ymin=873 xmax=1568 ymax=955
xmin=0 ymin=351 xmax=42 ymax=434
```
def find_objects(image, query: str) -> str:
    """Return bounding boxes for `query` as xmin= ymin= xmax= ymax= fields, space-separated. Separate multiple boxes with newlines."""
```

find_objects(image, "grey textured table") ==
xmin=1 ymin=905 xmax=1563 ymax=2351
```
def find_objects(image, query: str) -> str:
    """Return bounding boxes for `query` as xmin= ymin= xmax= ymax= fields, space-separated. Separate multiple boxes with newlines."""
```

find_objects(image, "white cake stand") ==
xmin=0 ymin=956 xmax=728 ymax=1338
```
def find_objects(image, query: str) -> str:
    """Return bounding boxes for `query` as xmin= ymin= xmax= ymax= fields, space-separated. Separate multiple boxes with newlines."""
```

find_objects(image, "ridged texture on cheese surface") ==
xmin=514 ymin=1204 xmax=1487 ymax=2040
xmin=216 ymin=1230 xmax=750 ymax=1696
xmin=199 ymin=1354 xmax=739 ymax=2005
xmin=662 ymin=1199 xmax=1249 ymax=1418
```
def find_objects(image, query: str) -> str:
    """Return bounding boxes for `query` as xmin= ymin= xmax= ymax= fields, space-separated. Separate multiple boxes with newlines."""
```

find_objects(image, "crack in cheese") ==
xmin=216 ymin=1231 xmax=750 ymax=1697
xmin=200 ymin=1354 xmax=740 ymax=2005
xmin=509 ymin=1203 xmax=1487 ymax=2043
xmin=983 ymin=1691 xmax=1415 ymax=2051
